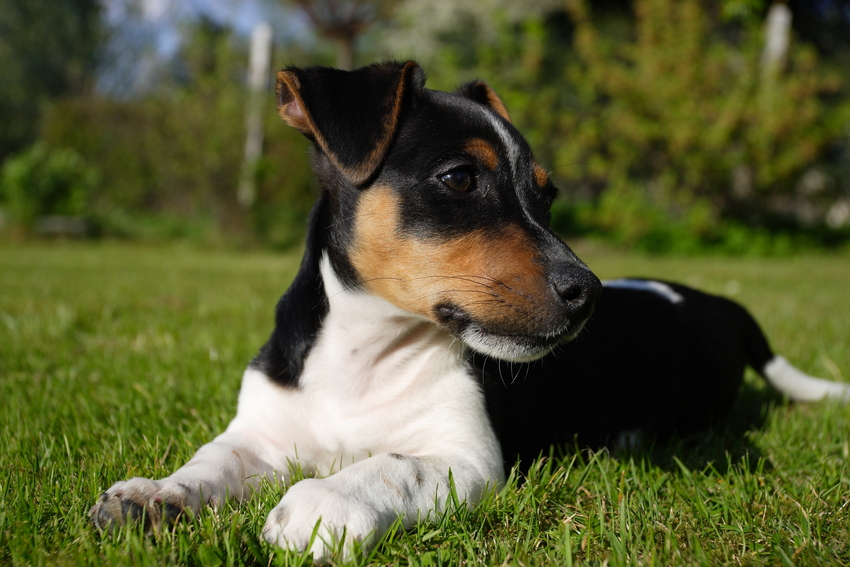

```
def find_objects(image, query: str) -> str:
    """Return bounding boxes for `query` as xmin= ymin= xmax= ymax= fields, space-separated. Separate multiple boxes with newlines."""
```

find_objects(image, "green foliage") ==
xmin=559 ymin=0 xmax=848 ymax=218
xmin=39 ymin=23 xmax=316 ymax=247
xmin=0 ymin=0 xmax=102 ymax=159
xmin=0 ymin=142 xmax=100 ymax=229
xmin=553 ymin=191 xmax=850 ymax=256
xmin=719 ymin=0 xmax=767 ymax=23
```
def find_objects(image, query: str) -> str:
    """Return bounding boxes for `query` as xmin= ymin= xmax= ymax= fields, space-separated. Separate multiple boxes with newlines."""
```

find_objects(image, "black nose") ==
xmin=550 ymin=265 xmax=601 ymax=317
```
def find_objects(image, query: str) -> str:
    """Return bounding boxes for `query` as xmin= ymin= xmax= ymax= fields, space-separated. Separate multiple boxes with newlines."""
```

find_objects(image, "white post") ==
xmin=761 ymin=2 xmax=791 ymax=77
xmin=238 ymin=22 xmax=273 ymax=209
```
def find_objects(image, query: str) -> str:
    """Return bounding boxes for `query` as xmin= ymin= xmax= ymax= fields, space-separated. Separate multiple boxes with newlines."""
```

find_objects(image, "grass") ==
xmin=1 ymin=241 xmax=849 ymax=566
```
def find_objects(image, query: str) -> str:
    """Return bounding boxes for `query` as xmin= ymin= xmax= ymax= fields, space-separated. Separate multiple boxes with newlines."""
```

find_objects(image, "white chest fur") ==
xmin=228 ymin=256 xmax=504 ymax=480
xmin=91 ymin=255 xmax=506 ymax=565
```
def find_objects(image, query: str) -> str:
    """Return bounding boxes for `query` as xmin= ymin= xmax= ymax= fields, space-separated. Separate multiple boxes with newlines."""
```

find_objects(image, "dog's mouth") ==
xmin=434 ymin=303 xmax=591 ymax=362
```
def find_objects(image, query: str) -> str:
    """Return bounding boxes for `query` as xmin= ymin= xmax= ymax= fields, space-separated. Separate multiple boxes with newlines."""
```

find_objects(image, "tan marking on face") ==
xmin=463 ymin=139 xmax=499 ymax=171
xmin=533 ymin=162 xmax=550 ymax=189
xmin=351 ymin=186 xmax=556 ymax=333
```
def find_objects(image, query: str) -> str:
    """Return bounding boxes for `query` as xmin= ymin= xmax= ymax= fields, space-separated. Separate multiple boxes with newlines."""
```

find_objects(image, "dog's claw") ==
xmin=121 ymin=499 xmax=146 ymax=523
xmin=89 ymin=478 xmax=187 ymax=535
xmin=89 ymin=493 xmax=148 ymax=533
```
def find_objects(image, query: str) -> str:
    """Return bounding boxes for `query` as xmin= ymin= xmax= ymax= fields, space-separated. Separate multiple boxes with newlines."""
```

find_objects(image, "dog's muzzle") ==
xmin=436 ymin=265 xmax=601 ymax=362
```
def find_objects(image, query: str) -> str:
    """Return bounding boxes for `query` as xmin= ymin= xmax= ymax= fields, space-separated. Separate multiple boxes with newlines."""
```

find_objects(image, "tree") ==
xmin=551 ymin=0 xmax=849 ymax=241
xmin=289 ymin=0 xmax=400 ymax=69
xmin=0 ymin=0 xmax=103 ymax=161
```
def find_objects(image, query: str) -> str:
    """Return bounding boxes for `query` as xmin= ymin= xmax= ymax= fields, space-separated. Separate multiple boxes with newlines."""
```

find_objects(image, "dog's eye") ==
xmin=440 ymin=169 xmax=474 ymax=192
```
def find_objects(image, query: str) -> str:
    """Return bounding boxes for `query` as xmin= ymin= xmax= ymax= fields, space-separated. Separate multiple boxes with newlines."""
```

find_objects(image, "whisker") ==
xmin=413 ymin=274 xmax=514 ymax=291
xmin=551 ymin=161 xmax=584 ymax=171
xmin=440 ymin=289 xmax=499 ymax=297
xmin=497 ymin=360 xmax=506 ymax=389
xmin=324 ymin=212 xmax=364 ymax=230
xmin=509 ymin=361 xmax=520 ymax=386
xmin=461 ymin=300 xmax=508 ymax=307
xmin=411 ymin=275 xmax=496 ymax=289
xmin=410 ymin=291 xmax=502 ymax=304
xmin=327 ymin=276 xmax=405 ymax=299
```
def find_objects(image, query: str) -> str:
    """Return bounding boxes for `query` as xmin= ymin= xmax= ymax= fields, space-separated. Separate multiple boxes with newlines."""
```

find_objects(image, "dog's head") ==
xmin=276 ymin=61 xmax=601 ymax=362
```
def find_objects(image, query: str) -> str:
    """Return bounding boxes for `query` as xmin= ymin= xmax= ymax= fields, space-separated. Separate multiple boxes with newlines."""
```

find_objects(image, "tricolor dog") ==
xmin=89 ymin=61 xmax=850 ymax=562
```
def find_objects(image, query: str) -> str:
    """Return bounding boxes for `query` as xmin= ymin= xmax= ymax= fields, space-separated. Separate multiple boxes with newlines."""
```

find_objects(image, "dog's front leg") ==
xmin=89 ymin=367 xmax=306 ymax=532
xmin=89 ymin=425 xmax=286 ymax=533
xmin=263 ymin=452 xmax=498 ymax=563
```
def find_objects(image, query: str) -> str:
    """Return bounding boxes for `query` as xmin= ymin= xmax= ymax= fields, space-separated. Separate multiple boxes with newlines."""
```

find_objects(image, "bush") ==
xmin=38 ymin=22 xmax=317 ymax=247
xmin=555 ymin=0 xmax=850 ymax=236
xmin=0 ymin=142 xmax=100 ymax=231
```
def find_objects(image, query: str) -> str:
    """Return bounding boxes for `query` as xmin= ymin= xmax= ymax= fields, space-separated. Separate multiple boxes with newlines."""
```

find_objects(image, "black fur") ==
xmin=279 ymin=62 xmax=427 ymax=187
xmin=250 ymin=195 xmax=330 ymax=387
xmin=476 ymin=281 xmax=777 ymax=469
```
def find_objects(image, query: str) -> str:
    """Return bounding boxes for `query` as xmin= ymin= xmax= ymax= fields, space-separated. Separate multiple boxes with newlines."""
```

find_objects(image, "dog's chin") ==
xmin=456 ymin=319 xmax=588 ymax=363
xmin=433 ymin=302 xmax=591 ymax=362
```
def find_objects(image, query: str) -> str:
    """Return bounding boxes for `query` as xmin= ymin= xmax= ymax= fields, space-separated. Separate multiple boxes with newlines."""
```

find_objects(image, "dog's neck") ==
xmin=251 ymin=191 xmax=472 ymax=390
xmin=302 ymin=254 xmax=467 ymax=394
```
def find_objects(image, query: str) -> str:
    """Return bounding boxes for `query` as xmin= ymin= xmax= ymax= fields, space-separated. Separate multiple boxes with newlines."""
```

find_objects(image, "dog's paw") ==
xmin=89 ymin=477 xmax=195 ymax=534
xmin=262 ymin=478 xmax=387 ymax=563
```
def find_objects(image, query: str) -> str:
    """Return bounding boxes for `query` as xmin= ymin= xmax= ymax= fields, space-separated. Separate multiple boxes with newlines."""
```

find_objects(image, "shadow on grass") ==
xmin=569 ymin=380 xmax=788 ymax=477
xmin=508 ymin=380 xmax=789 ymax=480
xmin=637 ymin=381 xmax=785 ymax=474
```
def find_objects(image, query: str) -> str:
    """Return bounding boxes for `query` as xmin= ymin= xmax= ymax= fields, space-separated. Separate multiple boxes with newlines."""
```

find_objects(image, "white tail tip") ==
xmin=763 ymin=355 xmax=850 ymax=402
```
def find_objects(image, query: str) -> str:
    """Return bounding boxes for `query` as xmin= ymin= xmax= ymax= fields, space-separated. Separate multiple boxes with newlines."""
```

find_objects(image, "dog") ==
xmin=89 ymin=61 xmax=850 ymax=562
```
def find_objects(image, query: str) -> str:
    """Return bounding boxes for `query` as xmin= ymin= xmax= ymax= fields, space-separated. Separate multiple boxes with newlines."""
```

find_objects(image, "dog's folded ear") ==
xmin=456 ymin=81 xmax=512 ymax=124
xmin=276 ymin=61 xmax=425 ymax=186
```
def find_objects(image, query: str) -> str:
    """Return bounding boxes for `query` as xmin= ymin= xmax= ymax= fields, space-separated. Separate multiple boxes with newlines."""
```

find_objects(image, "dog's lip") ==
xmin=434 ymin=302 xmax=591 ymax=359
xmin=459 ymin=321 xmax=584 ymax=362
xmin=474 ymin=318 xmax=588 ymax=348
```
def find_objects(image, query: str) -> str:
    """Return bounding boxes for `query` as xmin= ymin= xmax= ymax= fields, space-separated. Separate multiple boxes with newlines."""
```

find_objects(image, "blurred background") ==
xmin=1 ymin=0 xmax=849 ymax=254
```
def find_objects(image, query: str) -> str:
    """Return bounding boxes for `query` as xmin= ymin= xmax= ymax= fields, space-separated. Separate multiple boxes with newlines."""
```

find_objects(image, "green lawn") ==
xmin=1 ymin=242 xmax=849 ymax=566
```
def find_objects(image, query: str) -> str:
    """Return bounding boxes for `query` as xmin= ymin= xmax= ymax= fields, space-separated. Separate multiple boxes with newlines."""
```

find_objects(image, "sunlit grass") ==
xmin=1 ymin=242 xmax=848 ymax=566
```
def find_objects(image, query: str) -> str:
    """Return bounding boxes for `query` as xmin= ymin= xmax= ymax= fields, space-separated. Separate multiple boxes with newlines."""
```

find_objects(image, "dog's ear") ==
xmin=456 ymin=80 xmax=512 ymax=124
xmin=276 ymin=61 xmax=424 ymax=186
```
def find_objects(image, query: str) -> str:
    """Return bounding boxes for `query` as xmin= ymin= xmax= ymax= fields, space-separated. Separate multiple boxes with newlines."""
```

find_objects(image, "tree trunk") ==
xmin=238 ymin=22 xmax=272 ymax=209
xmin=336 ymin=36 xmax=355 ymax=71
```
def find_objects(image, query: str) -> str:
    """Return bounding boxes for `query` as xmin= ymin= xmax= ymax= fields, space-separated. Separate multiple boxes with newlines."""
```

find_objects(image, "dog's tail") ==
xmin=761 ymin=356 xmax=850 ymax=402
xmin=741 ymin=307 xmax=850 ymax=402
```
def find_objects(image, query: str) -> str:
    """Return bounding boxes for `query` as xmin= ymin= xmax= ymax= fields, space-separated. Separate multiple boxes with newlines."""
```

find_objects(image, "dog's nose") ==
xmin=550 ymin=265 xmax=601 ymax=317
